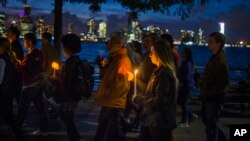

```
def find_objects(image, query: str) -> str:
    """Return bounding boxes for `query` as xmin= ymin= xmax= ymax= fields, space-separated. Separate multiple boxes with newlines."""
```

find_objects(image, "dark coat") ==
xmin=60 ymin=55 xmax=81 ymax=102
xmin=0 ymin=53 xmax=16 ymax=98
xmin=141 ymin=66 xmax=177 ymax=129
xmin=200 ymin=51 xmax=229 ymax=104
xmin=18 ymin=49 xmax=43 ymax=86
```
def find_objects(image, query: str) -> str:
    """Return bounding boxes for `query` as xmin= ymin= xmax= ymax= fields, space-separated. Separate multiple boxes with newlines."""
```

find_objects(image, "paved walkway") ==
xmin=1 ymin=95 xmax=250 ymax=141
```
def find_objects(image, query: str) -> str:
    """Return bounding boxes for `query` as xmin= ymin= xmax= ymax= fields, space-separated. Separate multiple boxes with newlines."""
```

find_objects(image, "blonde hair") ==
xmin=152 ymin=39 xmax=179 ymax=89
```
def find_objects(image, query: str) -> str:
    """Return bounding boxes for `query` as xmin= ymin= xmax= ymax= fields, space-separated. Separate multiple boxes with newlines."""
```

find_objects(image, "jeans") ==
xmin=17 ymin=85 xmax=48 ymax=132
xmin=201 ymin=102 xmax=228 ymax=141
xmin=59 ymin=102 xmax=80 ymax=141
xmin=94 ymin=107 xmax=126 ymax=141
xmin=179 ymin=86 xmax=192 ymax=123
xmin=0 ymin=96 xmax=25 ymax=141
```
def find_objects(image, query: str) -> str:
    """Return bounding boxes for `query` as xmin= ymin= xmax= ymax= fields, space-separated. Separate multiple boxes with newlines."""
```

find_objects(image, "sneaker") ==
xmin=189 ymin=113 xmax=198 ymax=122
xmin=32 ymin=130 xmax=48 ymax=136
xmin=178 ymin=122 xmax=189 ymax=128
xmin=192 ymin=113 xmax=198 ymax=119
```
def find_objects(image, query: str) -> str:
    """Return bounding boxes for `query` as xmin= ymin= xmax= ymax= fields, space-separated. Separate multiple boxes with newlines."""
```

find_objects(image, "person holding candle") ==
xmin=16 ymin=33 xmax=48 ymax=135
xmin=41 ymin=32 xmax=57 ymax=76
xmin=58 ymin=34 xmax=85 ymax=141
xmin=122 ymin=42 xmax=142 ymax=131
xmin=95 ymin=32 xmax=132 ymax=141
xmin=6 ymin=26 xmax=24 ymax=105
xmin=136 ymin=39 xmax=178 ymax=141
xmin=40 ymin=32 xmax=57 ymax=106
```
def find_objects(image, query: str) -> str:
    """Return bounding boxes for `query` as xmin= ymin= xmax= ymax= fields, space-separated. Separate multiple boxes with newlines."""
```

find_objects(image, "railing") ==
xmin=193 ymin=66 xmax=248 ymax=83
xmin=91 ymin=63 xmax=249 ymax=92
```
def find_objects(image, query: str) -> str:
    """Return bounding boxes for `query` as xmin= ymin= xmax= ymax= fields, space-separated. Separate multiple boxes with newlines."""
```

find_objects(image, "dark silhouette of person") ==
xmin=16 ymin=33 xmax=48 ymax=135
xmin=178 ymin=47 xmax=198 ymax=128
xmin=137 ymin=39 xmax=177 ymax=141
xmin=0 ymin=37 xmax=25 ymax=141
xmin=200 ymin=32 xmax=229 ymax=141
xmin=58 ymin=34 xmax=85 ymax=141
xmin=95 ymin=32 xmax=132 ymax=141
xmin=6 ymin=26 xmax=24 ymax=104
xmin=41 ymin=32 xmax=57 ymax=76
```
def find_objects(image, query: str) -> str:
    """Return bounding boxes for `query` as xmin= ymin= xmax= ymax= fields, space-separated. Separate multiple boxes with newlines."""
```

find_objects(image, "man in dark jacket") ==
xmin=6 ymin=26 xmax=24 ymax=104
xmin=16 ymin=33 xmax=48 ymax=135
xmin=200 ymin=32 xmax=229 ymax=141
xmin=0 ymin=37 xmax=25 ymax=141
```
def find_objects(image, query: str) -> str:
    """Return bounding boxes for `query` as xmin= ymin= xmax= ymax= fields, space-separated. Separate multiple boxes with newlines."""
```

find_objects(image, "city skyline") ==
xmin=1 ymin=0 xmax=250 ymax=42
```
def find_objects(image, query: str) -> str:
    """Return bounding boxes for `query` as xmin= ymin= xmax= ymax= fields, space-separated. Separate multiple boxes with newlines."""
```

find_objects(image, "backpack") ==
xmin=76 ymin=59 xmax=95 ymax=101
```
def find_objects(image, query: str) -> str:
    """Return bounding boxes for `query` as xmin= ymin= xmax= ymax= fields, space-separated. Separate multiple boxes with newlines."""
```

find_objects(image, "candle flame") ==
xmin=134 ymin=69 xmax=138 ymax=75
xmin=51 ymin=61 xmax=60 ymax=70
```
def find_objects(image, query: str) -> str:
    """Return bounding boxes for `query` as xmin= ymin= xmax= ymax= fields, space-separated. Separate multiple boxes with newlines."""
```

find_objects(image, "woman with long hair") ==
xmin=178 ymin=47 xmax=197 ymax=127
xmin=138 ymin=39 xmax=178 ymax=141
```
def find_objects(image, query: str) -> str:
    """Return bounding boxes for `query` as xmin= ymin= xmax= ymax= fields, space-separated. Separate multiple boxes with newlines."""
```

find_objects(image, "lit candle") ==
xmin=133 ymin=69 xmax=138 ymax=100
xmin=51 ymin=61 xmax=60 ymax=78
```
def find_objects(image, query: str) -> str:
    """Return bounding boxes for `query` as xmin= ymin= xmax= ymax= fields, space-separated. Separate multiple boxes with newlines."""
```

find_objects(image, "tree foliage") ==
xmin=1 ymin=0 xmax=213 ymax=20
xmin=0 ymin=0 xmax=27 ymax=6
xmin=62 ymin=0 xmax=212 ymax=20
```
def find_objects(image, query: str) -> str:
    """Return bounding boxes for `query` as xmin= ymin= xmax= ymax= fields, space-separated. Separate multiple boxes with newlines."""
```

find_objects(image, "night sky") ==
xmin=1 ymin=0 xmax=250 ymax=42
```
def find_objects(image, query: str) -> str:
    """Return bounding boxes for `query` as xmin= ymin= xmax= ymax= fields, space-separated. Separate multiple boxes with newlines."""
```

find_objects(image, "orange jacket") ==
xmin=96 ymin=48 xmax=132 ymax=109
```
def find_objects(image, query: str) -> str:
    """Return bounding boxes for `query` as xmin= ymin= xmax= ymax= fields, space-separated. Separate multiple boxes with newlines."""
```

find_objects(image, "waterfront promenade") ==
xmin=1 ymin=92 xmax=250 ymax=141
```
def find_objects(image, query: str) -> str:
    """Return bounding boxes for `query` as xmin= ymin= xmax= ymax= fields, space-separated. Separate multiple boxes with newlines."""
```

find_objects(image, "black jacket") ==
xmin=60 ymin=55 xmax=81 ymax=102
xmin=200 ymin=51 xmax=229 ymax=104
xmin=0 ymin=53 xmax=16 ymax=98
xmin=141 ymin=66 xmax=177 ymax=129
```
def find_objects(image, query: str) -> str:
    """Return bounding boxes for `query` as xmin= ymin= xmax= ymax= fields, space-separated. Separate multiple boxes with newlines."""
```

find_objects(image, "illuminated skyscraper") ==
xmin=98 ymin=21 xmax=107 ymax=39
xmin=67 ymin=22 xmax=73 ymax=34
xmin=87 ymin=19 xmax=96 ymax=35
xmin=36 ymin=16 xmax=45 ymax=39
xmin=180 ymin=30 xmax=195 ymax=44
xmin=0 ymin=12 xmax=6 ymax=37
xmin=129 ymin=20 xmax=142 ymax=41
xmin=219 ymin=22 xmax=225 ymax=34
xmin=19 ymin=4 xmax=33 ymax=36
xmin=197 ymin=28 xmax=206 ymax=45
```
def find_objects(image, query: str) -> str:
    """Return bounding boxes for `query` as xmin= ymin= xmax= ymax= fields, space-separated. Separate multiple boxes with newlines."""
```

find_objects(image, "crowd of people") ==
xmin=0 ymin=26 xmax=231 ymax=141
xmin=94 ymin=31 xmax=230 ymax=141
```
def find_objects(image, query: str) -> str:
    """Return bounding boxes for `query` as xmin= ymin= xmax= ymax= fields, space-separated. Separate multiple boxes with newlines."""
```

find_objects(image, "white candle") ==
xmin=134 ymin=69 xmax=138 ymax=99
xmin=53 ymin=69 xmax=56 ymax=78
